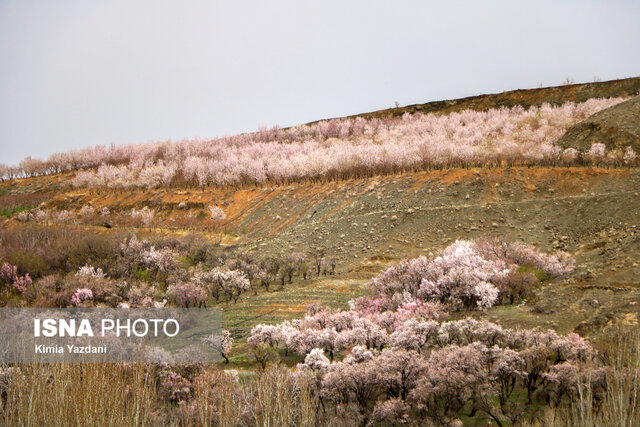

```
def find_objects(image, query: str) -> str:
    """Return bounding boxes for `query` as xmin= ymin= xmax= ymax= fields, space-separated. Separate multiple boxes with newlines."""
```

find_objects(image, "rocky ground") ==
xmin=3 ymin=165 xmax=639 ymax=344
xmin=557 ymin=95 xmax=640 ymax=152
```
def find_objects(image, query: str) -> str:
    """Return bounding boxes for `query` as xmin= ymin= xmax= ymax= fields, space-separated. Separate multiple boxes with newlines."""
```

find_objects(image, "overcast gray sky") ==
xmin=1 ymin=1 xmax=639 ymax=166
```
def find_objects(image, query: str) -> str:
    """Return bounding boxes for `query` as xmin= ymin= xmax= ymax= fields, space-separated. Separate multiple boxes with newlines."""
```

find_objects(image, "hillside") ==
xmin=557 ymin=95 xmax=640 ymax=152
xmin=2 ymin=78 xmax=640 ymax=426
xmin=309 ymin=76 xmax=640 ymax=122
xmin=5 ymin=78 xmax=639 ymax=189
xmin=2 ymin=78 xmax=640 ymax=331
xmin=2 ymin=165 xmax=639 ymax=339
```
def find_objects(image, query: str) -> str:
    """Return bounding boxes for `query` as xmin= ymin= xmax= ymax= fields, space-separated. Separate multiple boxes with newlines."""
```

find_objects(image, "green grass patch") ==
xmin=0 ymin=206 xmax=30 ymax=218
xmin=213 ymin=277 xmax=366 ymax=347
xmin=177 ymin=255 xmax=193 ymax=269
xmin=135 ymin=267 xmax=151 ymax=282
xmin=518 ymin=265 xmax=549 ymax=282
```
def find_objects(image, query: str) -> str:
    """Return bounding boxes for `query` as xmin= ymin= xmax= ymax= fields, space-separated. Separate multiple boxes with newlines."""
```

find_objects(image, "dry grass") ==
xmin=0 ymin=328 xmax=638 ymax=425
xmin=2 ymin=363 xmax=155 ymax=426
xmin=241 ymin=366 xmax=316 ymax=427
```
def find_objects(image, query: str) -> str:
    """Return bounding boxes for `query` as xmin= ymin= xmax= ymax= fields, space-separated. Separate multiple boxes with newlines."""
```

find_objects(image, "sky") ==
xmin=1 ymin=1 xmax=639 ymax=166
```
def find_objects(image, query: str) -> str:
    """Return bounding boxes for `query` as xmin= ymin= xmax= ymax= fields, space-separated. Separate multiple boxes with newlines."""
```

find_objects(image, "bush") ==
xmin=183 ymin=239 xmax=225 ymax=267
xmin=64 ymin=233 xmax=119 ymax=273
xmin=54 ymin=290 xmax=73 ymax=307
xmin=6 ymin=250 xmax=49 ymax=278
xmin=60 ymin=275 xmax=121 ymax=307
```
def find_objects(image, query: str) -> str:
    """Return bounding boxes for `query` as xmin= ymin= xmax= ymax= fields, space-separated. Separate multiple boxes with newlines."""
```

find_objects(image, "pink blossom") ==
xmin=587 ymin=142 xmax=606 ymax=162
xmin=130 ymin=207 xmax=154 ymax=228
xmin=166 ymin=282 xmax=207 ymax=308
xmin=207 ymin=205 xmax=226 ymax=221
xmin=623 ymin=146 xmax=637 ymax=165
xmin=76 ymin=264 xmax=106 ymax=279
xmin=71 ymin=288 xmax=93 ymax=305
xmin=1 ymin=263 xmax=32 ymax=294
xmin=78 ymin=205 xmax=95 ymax=217
xmin=16 ymin=97 xmax=630 ymax=189
xmin=202 ymin=330 xmax=233 ymax=363
xmin=473 ymin=281 xmax=500 ymax=309
xmin=298 ymin=348 xmax=331 ymax=372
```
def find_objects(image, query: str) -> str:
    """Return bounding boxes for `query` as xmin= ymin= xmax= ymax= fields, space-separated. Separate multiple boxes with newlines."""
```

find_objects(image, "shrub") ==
xmin=130 ymin=207 xmax=155 ymax=228
xmin=158 ymin=371 xmax=193 ymax=403
xmin=6 ymin=250 xmax=49 ymax=278
xmin=1 ymin=262 xmax=33 ymax=294
xmin=64 ymin=233 xmax=119 ymax=274
xmin=70 ymin=288 xmax=93 ymax=306
xmin=76 ymin=264 xmax=106 ymax=279
xmin=207 ymin=206 xmax=226 ymax=221
xmin=134 ymin=268 xmax=151 ymax=282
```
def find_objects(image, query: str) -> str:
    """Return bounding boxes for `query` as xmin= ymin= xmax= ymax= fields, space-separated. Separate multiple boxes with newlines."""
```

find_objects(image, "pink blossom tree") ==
xmin=207 ymin=205 xmax=226 ymax=222
xmin=203 ymin=330 xmax=233 ymax=363
xmin=1 ymin=262 xmax=32 ymax=294
xmin=17 ymin=97 xmax=631 ymax=189
xmin=166 ymin=282 xmax=208 ymax=308
xmin=130 ymin=207 xmax=155 ymax=229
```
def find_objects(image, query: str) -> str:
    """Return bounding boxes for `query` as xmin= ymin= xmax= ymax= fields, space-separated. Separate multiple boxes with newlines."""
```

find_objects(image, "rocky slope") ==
xmin=4 ymin=166 xmax=636 ymax=339
xmin=557 ymin=96 xmax=640 ymax=152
